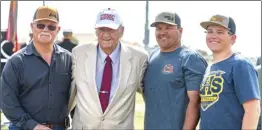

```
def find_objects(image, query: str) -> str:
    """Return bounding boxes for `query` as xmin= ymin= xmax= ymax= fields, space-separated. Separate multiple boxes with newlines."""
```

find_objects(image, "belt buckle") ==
xmin=65 ymin=117 xmax=70 ymax=128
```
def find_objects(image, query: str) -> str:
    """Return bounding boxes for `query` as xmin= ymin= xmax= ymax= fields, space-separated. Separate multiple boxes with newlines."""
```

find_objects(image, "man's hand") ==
xmin=33 ymin=124 xmax=52 ymax=130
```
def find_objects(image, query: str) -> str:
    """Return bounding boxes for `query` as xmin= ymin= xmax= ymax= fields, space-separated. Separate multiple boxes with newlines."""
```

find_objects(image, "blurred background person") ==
xmin=57 ymin=29 xmax=77 ymax=52
xmin=256 ymin=56 xmax=261 ymax=66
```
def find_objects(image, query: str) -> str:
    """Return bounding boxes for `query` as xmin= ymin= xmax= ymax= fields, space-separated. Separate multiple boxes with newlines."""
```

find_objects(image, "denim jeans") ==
xmin=8 ymin=123 xmax=65 ymax=130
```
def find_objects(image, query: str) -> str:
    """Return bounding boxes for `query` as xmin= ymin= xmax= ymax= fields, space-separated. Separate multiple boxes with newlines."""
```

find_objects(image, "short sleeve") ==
xmin=183 ymin=53 xmax=208 ymax=91
xmin=233 ymin=61 xmax=260 ymax=104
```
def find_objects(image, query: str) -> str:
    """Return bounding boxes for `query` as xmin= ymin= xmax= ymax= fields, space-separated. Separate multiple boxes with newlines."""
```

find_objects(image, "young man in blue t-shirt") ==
xmin=199 ymin=14 xmax=261 ymax=129
xmin=143 ymin=12 xmax=208 ymax=130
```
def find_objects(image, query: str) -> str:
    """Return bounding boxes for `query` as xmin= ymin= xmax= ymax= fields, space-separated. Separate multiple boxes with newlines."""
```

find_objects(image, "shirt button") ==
xmin=101 ymin=117 xmax=104 ymax=121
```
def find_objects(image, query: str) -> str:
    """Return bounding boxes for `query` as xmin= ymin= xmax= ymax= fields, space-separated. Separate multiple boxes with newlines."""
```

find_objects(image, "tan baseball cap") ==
xmin=200 ymin=14 xmax=236 ymax=34
xmin=33 ymin=6 xmax=59 ymax=23
xmin=150 ymin=12 xmax=181 ymax=28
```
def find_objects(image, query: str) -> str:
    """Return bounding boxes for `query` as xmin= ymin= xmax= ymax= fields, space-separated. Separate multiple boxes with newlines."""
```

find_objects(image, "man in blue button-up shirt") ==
xmin=1 ymin=6 xmax=72 ymax=130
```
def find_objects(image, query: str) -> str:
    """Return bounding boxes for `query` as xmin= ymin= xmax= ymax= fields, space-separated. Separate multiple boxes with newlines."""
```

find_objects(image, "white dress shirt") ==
xmin=96 ymin=43 xmax=121 ymax=103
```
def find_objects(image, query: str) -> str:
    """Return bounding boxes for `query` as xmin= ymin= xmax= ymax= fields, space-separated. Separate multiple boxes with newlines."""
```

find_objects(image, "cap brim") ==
xmin=95 ymin=23 xmax=119 ymax=30
xmin=200 ymin=21 xmax=229 ymax=30
xmin=150 ymin=21 xmax=177 ymax=27
xmin=34 ymin=18 xmax=58 ymax=23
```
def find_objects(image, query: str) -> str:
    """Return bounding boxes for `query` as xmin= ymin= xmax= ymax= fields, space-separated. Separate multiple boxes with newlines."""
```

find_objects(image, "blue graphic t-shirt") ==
xmin=200 ymin=53 xmax=261 ymax=129
xmin=143 ymin=46 xmax=207 ymax=129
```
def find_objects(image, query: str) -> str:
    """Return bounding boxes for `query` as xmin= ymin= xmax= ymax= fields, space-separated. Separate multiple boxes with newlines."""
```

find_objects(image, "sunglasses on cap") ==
xmin=36 ymin=23 xmax=57 ymax=31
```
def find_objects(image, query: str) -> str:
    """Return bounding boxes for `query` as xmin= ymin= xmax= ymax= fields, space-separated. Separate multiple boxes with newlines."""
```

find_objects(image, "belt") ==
xmin=41 ymin=123 xmax=65 ymax=129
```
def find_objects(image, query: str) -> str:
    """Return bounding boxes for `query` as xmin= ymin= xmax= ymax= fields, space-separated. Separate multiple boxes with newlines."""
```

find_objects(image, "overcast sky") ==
xmin=1 ymin=1 xmax=261 ymax=57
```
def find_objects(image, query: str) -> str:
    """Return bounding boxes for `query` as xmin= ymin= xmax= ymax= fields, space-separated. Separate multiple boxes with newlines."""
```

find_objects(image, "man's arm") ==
xmin=183 ymin=91 xmax=200 ymax=130
xmin=1 ymin=58 xmax=39 ymax=130
xmin=137 ymin=55 xmax=148 ymax=94
xmin=68 ymin=48 xmax=78 ymax=118
xmin=242 ymin=99 xmax=260 ymax=129
xmin=182 ymin=53 xmax=208 ymax=130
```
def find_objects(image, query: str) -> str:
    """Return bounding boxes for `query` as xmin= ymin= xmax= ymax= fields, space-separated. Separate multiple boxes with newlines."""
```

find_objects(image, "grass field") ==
xmin=1 ymin=112 xmax=8 ymax=129
xmin=134 ymin=92 xmax=145 ymax=129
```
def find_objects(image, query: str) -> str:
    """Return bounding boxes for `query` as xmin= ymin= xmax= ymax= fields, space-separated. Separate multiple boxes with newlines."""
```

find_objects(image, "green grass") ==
xmin=134 ymin=93 xmax=145 ymax=129
xmin=1 ymin=112 xmax=8 ymax=129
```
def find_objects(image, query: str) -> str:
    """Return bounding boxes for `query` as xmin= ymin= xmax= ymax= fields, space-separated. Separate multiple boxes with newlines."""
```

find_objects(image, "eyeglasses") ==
xmin=36 ymin=23 xmax=57 ymax=31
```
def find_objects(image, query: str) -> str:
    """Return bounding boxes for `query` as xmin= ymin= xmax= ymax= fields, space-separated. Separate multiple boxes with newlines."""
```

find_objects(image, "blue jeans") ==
xmin=8 ymin=123 xmax=65 ymax=130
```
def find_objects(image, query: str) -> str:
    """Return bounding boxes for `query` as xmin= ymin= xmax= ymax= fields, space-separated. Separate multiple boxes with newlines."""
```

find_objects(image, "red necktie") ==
xmin=99 ymin=56 xmax=113 ymax=112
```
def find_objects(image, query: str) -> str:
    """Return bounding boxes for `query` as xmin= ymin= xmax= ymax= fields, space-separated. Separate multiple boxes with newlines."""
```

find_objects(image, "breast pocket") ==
xmin=167 ymin=69 xmax=184 ymax=88
xmin=170 ymin=76 xmax=184 ymax=88
xmin=55 ymin=72 xmax=71 ymax=93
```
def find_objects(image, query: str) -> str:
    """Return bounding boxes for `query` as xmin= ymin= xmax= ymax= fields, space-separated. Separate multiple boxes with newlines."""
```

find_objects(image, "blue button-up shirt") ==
xmin=1 ymin=42 xmax=72 ymax=130
xmin=96 ymin=43 xmax=121 ymax=103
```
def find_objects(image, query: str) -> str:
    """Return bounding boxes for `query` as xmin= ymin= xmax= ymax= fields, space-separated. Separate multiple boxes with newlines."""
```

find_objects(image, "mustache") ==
xmin=38 ymin=32 xmax=52 ymax=40
xmin=39 ymin=32 xmax=51 ymax=37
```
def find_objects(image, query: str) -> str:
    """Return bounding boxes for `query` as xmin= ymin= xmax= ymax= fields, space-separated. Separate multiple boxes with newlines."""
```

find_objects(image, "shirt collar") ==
xmin=98 ymin=42 xmax=121 ymax=64
xmin=24 ymin=41 xmax=65 ymax=56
